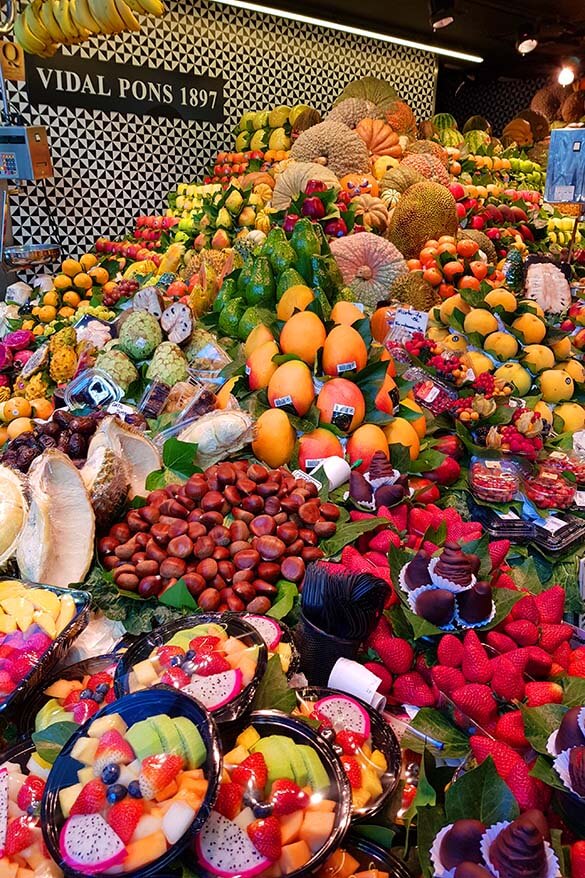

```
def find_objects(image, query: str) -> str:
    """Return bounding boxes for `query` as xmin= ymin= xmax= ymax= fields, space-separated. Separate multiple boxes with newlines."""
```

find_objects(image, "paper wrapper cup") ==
xmin=547 ymin=730 xmax=559 ymax=757
xmin=429 ymin=824 xmax=457 ymax=878
xmin=408 ymin=584 xmax=457 ymax=631
xmin=398 ymin=563 xmax=432 ymax=596
xmin=429 ymin=557 xmax=475 ymax=594
xmin=481 ymin=821 xmax=561 ymax=878
xmin=578 ymin=707 xmax=585 ymax=738
xmin=454 ymin=599 xmax=496 ymax=630
xmin=553 ymin=748 xmax=583 ymax=798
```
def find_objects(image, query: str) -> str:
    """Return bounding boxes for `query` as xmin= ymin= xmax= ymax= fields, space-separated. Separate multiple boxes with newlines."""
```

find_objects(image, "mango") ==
xmin=280 ymin=311 xmax=326 ymax=365
xmin=383 ymin=417 xmax=420 ymax=460
xmin=347 ymin=424 xmax=389 ymax=473
xmin=252 ymin=409 xmax=296 ymax=467
xmin=317 ymin=378 xmax=365 ymax=432
xmin=267 ymin=360 xmax=315 ymax=417
xmin=298 ymin=429 xmax=344 ymax=472
xmin=246 ymin=340 xmax=279 ymax=391
xmin=322 ymin=325 xmax=368 ymax=377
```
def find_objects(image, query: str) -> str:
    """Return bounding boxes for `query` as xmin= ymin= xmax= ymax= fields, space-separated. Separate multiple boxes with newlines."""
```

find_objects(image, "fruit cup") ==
xmin=314 ymin=832 xmax=411 ymax=878
xmin=237 ymin=614 xmax=300 ymax=679
xmin=41 ymin=688 xmax=222 ymax=878
xmin=523 ymin=468 xmax=576 ymax=510
xmin=292 ymin=688 xmax=401 ymax=820
xmin=192 ymin=711 xmax=352 ymax=878
xmin=115 ymin=614 xmax=267 ymax=723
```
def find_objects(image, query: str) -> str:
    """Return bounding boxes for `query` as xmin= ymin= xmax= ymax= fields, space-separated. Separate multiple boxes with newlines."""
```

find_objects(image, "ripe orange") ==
xmin=89 ymin=266 xmax=109 ymax=286
xmin=438 ymin=235 xmax=457 ymax=245
xmin=54 ymin=274 xmax=72 ymax=292
xmin=420 ymin=247 xmax=438 ymax=266
xmin=438 ymin=242 xmax=457 ymax=255
xmin=438 ymin=283 xmax=456 ymax=300
xmin=457 ymin=239 xmax=479 ymax=259
xmin=73 ymin=272 xmax=93 ymax=291
xmin=2 ymin=397 xmax=31 ymax=421
xmin=470 ymin=261 xmax=488 ymax=281
xmin=0 ymin=426 xmax=7 ymax=446
xmin=58 ymin=306 xmax=75 ymax=318
xmin=80 ymin=253 xmax=98 ymax=271
xmin=43 ymin=291 xmax=58 ymax=307
xmin=62 ymin=258 xmax=82 ymax=278
xmin=30 ymin=397 xmax=54 ymax=420
xmin=423 ymin=267 xmax=443 ymax=287
xmin=37 ymin=305 xmax=57 ymax=323
xmin=7 ymin=417 xmax=33 ymax=440
xmin=443 ymin=261 xmax=465 ymax=281
xmin=63 ymin=291 xmax=81 ymax=307
xmin=458 ymin=276 xmax=480 ymax=291
xmin=406 ymin=259 xmax=422 ymax=271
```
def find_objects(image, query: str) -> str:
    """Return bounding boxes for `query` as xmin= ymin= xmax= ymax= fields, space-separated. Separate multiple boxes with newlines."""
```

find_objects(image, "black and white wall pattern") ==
xmin=6 ymin=0 xmax=437 ymax=253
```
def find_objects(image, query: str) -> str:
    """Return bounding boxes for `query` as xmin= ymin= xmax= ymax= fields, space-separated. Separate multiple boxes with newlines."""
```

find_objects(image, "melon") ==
xmin=299 ymin=810 xmax=335 ymax=853
xmin=279 ymin=840 xmax=312 ymax=875
xmin=123 ymin=829 xmax=167 ymax=872
xmin=281 ymin=811 xmax=304 ymax=846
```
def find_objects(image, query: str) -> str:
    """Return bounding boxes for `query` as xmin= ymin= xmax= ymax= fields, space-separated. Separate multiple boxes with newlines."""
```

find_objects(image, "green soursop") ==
xmin=95 ymin=349 xmax=139 ymax=392
xmin=118 ymin=310 xmax=163 ymax=361
xmin=146 ymin=342 xmax=189 ymax=386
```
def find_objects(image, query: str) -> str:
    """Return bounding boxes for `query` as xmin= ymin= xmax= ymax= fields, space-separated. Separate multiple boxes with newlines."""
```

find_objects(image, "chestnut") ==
xmin=193 ymin=536 xmax=215 ymax=559
xmin=159 ymin=499 xmax=189 ymax=519
xmin=183 ymin=573 xmax=206 ymax=596
xmin=280 ymin=556 xmax=305 ymax=583
xmin=256 ymin=535 xmax=286 ymax=561
xmin=136 ymin=559 xmax=159 ymax=577
xmin=257 ymin=481 xmax=279 ymax=498
xmin=242 ymin=494 xmax=264 ymax=514
xmin=145 ymin=539 xmax=167 ymax=563
xmin=257 ymin=562 xmax=281 ymax=583
xmin=198 ymin=588 xmax=221 ymax=610
xmin=264 ymin=496 xmax=281 ymax=516
xmin=110 ymin=523 xmax=131 ymax=543
xmin=229 ymin=521 xmax=250 ymax=542
xmin=98 ymin=536 xmax=118 ymax=555
xmin=276 ymin=522 xmax=298 ymax=545
xmin=247 ymin=596 xmax=271 ymax=614
xmin=217 ymin=462 xmax=237 ymax=485
xmin=167 ymin=519 xmax=189 ymax=538
xmin=200 ymin=511 xmax=225 ymax=530
xmin=160 ymin=557 xmax=187 ymax=579
xmin=234 ymin=548 xmax=261 ymax=570
xmin=138 ymin=576 xmax=162 ymax=598
xmin=209 ymin=525 xmax=231 ymax=546
xmin=213 ymin=546 xmax=231 ymax=561
xmin=197 ymin=558 xmax=218 ymax=581
xmin=188 ymin=521 xmax=207 ymax=541
xmin=250 ymin=514 xmax=276 ymax=537
xmin=314 ymin=520 xmax=337 ymax=539
xmin=139 ymin=505 xmax=160 ymax=525
xmin=201 ymin=491 xmax=225 ymax=512
xmin=247 ymin=463 xmax=269 ymax=483
xmin=167 ymin=535 xmax=193 ymax=559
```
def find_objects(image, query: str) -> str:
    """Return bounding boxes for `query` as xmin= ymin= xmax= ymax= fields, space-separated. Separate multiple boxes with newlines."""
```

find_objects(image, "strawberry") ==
xmin=365 ymin=551 xmax=390 ymax=568
xmin=87 ymin=671 xmax=113 ymax=690
xmin=495 ymin=711 xmax=529 ymax=749
xmin=94 ymin=730 xmax=136 ymax=774
xmin=392 ymin=672 xmax=436 ymax=708
xmin=461 ymin=630 xmax=492 ymax=684
xmin=247 ymin=816 xmax=282 ymax=861
xmin=16 ymin=776 xmax=45 ymax=813
xmin=505 ymin=761 xmax=551 ymax=812
xmin=451 ymin=684 xmax=497 ymax=726
xmin=104 ymin=688 xmax=116 ymax=704
xmin=138 ymin=754 xmax=184 ymax=799
xmin=363 ymin=662 xmax=393 ymax=696
xmin=491 ymin=657 xmax=525 ymax=702
xmin=156 ymin=645 xmax=185 ymax=668
xmin=504 ymin=649 xmax=530 ymax=674
xmin=11 ymin=656 xmax=34 ymax=679
xmin=488 ymin=540 xmax=511 ymax=570
xmin=510 ymin=594 xmax=539 ymax=624
xmin=72 ymin=699 xmax=99 ymax=724
xmin=107 ymin=799 xmax=144 ymax=844
xmin=5 ymin=817 xmax=34 ymax=855
xmin=408 ymin=508 xmax=433 ymax=536
xmin=231 ymin=753 xmax=268 ymax=791
xmin=341 ymin=756 xmax=362 ymax=789
xmin=161 ymin=667 xmax=191 ymax=689
xmin=374 ymin=636 xmax=414 ymax=675
xmin=415 ymin=654 xmax=434 ymax=685
xmin=569 ymin=646 xmax=585 ymax=677
xmin=431 ymin=665 xmax=466 ymax=695
xmin=571 ymin=841 xmax=585 ymax=878
xmin=189 ymin=636 xmax=220 ymax=654
xmin=539 ymin=623 xmax=572 ymax=653
xmin=341 ymin=545 xmax=393 ymax=587
xmin=504 ymin=620 xmax=539 ymax=646
xmin=525 ymin=681 xmax=563 ymax=707
xmin=269 ymin=779 xmax=310 ymax=815
xmin=63 ymin=688 xmax=82 ymax=710
xmin=523 ymin=646 xmax=553 ymax=679
xmin=70 ymin=779 xmax=107 ymax=815
xmin=486 ymin=632 xmax=517 ymax=654
xmin=553 ymin=641 xmax=572 ymax=670
xmin=378 ymin=503 xmax=408 ymax=533
xmin=492 ymin=572 xmax=517 ymax=591
xmin=437 ymin=634 xmax=464 ymax=668
xmin=469 ymin=736 xmax=523 ymax=779
xmin=335 ymin=731 xmax=367 ymax=755
xmin=192 ymin=652 xmax=231 ymax=677
xmin=534 ymin=586 xmax=565 ymax=624
xmin=368 ymin=530 xmax=401 ymax=553
xmin=215 ymin=782 xmax=244 ymax=820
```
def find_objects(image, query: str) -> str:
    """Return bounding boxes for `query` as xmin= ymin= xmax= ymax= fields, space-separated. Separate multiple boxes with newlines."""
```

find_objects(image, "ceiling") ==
xmin=278 ymin=0 xmax=585 ymax=78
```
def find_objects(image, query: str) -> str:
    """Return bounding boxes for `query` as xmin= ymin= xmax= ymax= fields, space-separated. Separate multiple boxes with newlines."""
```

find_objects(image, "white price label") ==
xmin=537 ymin=516 xmax=566 ymax=534
xmin=393 ymin=307 xmax=428 ymax=335
xmin=496 ymin=509 xmax=520 ymax=520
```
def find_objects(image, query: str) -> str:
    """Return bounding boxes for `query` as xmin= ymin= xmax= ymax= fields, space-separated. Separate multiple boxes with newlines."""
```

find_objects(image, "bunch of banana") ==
xmin=14 ymin=0 xmax=164 ymax=55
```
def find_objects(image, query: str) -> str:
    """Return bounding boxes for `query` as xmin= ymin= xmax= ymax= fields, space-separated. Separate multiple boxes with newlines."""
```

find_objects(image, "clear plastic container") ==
xmin=138 ymin=380 xmax=171 ymax=418
xmin=403 ymin=368 xmax=458 ymax=416
xmin=543 ymin=450 xmax=585 ymax=487
xmin=470 ymin=457 xmax=520 ymax=503
xmin=523 ymin=467 xmax=576 ymax=510
xmin=185 ymin=329 xmax=231 ymax=387
xmin=63 ymin=368 xmax=122 ymax=409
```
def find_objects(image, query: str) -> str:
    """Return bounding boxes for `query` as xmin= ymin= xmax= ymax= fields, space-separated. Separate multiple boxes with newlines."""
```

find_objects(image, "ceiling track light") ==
xmin=210 ymin=0 xmax=483 ymax=63
xmin=516 ymin=33 xmax=538 ymax=55
xmin=429 ymin=0 xmax=455 ymax=31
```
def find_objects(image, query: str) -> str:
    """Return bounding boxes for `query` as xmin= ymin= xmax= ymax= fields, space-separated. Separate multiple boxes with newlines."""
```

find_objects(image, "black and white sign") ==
xmin=26 ymin=51 xmax=224 ymax=122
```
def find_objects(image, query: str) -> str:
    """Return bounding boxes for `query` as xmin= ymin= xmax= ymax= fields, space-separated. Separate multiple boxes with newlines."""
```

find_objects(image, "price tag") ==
xmin=554 ymin=185 xmax=576 ymax=201
xmin=537 ymin=516 xmax=566 ymax=534
xmin=575 ymin=491 xmax=585 ymax=507
xmin=107 ymin=402 xmax=134 ymax=416
xmin=292 ymin=469 xmax=322 ymax=489
xmin=550 ymin=451 xmax=567 ymax=460
xmin=485 ymin=461 xmax=501 ymax=470
xmin=418 ymin=384 xmax=440 ymax=403
xmin=496 ymin=509 xmax=520 ymax=520
xmin=393 ymin=307 xmax=428 ymax=335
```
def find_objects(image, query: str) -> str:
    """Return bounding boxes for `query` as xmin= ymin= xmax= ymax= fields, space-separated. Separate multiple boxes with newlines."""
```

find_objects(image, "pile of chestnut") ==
xmin=98 ymin=460 xmax=341 ymax=613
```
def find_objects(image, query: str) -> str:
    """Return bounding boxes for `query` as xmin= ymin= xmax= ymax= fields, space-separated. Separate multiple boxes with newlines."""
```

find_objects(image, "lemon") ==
xmin=554 ymin=402 xmax=585 ymax=433
xmin=518 ymin=299 xmax=545 ymax=319
xmin=439 ymin=294 xmax=470 ymax=325
xmin=554 ymin=359 xmax=585 ymax=383
xmin=464 ymin=351 xmax=494 ymax=376
xmin=551 ymin=337 xmax=572 ymax=361
xmin=494 ymin=362 xmax=532 ymax=396
xmin=539 ymin=369 xmax=574 ymax=403
xmin=442 ymin=332 xmax=468 ymax=352
xmin=484 ymin=289 xmax=517 ymax=313
xmin=522 ymin=345 xmax=555 ymax=374
xmin=534 ymin=401 xmax=553 ymax=424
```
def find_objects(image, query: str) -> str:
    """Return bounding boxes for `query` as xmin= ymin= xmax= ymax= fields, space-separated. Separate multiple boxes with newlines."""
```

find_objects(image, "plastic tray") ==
xmin=0 ymin=579 xmax=91 ymax=720
xmin=529 ymin=513 xmax=585 ymax=556
xmin=192 ymin=710 xmax=352 ymax=878
xmin=344 ymin=833 xmax=412 ymax=878
xmin=41 ymin=687 xmax=222 ymax=878
xmin=293 ymin=686 xmax=401 ymax=821
xmin=114 ymin=613 xmax=268 ymax=724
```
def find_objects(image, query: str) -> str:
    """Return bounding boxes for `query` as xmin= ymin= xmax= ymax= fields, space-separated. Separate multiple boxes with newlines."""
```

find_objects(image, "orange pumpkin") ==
xmin=355 ymin=118 xmax=401 ymax=157
xmin=339 ymin=173 xmax=379 ymax=197
xmin=241 ymin=171 xmax=275 ymax=190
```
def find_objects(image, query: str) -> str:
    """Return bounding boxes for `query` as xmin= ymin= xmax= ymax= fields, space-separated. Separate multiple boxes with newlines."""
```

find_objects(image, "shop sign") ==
xmin=0 ymin=41 xmax=25 ymax=82
xmin=25 ymin=52 xmax=224 ymax=122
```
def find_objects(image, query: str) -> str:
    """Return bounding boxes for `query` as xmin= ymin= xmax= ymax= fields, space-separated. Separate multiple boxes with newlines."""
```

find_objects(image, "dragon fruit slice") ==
xmin=0 ymin=767 xmax=7 ymax=857
xmin=3 ymin=330 xmax=35 ymax=350
xmin=196 ymin=811 xmax=270 ymax=878
xmin=313 ymin=694 xmax=371 ymax=738
xmin=183 ymin=669 xmax=243 ymax=711
xmin=60 ymin=813 xmax=127 ymax=874
xmin=0 ymin=344 xmax=12 ymax=373
xmin=245 ymin=615 xmax=282 ymax=651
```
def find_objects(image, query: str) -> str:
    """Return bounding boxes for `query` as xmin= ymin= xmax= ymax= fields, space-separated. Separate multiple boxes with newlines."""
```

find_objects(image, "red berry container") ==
xmin=470 ymin=457 xmax=519 ymax=503
xmin=523 ymin=467 xmax=576 ymax=510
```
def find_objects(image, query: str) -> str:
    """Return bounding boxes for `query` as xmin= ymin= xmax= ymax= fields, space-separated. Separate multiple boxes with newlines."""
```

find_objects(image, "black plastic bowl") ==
xmin=343 ymin=833 xmax=412 ymax=878
xmin=191 ymin=709 xmax=352 ymax=878
xmin=294 ymin=687 xmax=401 ymax=821
xmin=41 ymin=687 xmax=222 ymax=878
xmin=114 ymin=613 xmax=268 ymax=724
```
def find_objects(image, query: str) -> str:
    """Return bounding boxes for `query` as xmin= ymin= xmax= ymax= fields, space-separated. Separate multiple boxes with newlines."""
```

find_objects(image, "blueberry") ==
xmin=181 ymin=660 xmax=196 ymax=675
xmin=27 ymin=805 xmax=36 ymax=816
xmin=185 ymin=649 xmax=195 ymax=660
xmin=169 ymin=655 xmax=182 ymax=667
xmin=106 ymin=784 xmax=127 ymax=804
xmin=95 ymin=683 xmax=110 ymax=694
xmin=127 ymin=781 xmax=142 ymax=799
xmin=101 ymin=764 xmax=120 ymax=785
xmin=92 ymin=692 xmax=104 ymax=703
xmin=79 ymin=688 xmax=93 ymax=700
xmin=253 ymin=802 xmax=273 ymax=819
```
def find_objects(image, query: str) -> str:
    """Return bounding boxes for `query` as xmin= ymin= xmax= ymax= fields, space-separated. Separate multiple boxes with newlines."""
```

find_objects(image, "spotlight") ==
xmin=429 ymin=0 xmax=455 ymax=30
xmin=558 ymin=65 xmax=576 ymax=86
xmin=516 ymin=34 xmax=538 ymax=55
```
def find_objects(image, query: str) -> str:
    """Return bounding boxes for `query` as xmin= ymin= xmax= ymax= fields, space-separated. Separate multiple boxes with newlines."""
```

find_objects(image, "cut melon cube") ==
xmin=77 ymin=767 xmax=94 ymax=785
xmin=307 ymin=797 xmax=336 ymax=812
xmin=351 ymin=788 xmax=370 ymax=809
xmin=223 ymin=745 xmax=249 ymax=765
xmin=21 ymin=842 xmax=46 ymax=870
xmin=131 ymin=815 xmax=163 ymax=842
xmin=132 ymin=659 xmax=159 ymax=687
xmin=354 ymin=872 xmax=389 ymax=878
xmin=234 ymin=806 xmax=255 ymax=832
xmin=281 ymin=810 xmax=303 ymax=846
xmin=322 ymin=850 xmax=360 ymax=878
xmin=223 ymin=638 xmax=246 ymax=656
xmin=124 ymin=830 xmax=167 ymax=871
xmin=118 ymin=764 xmax=140 ymax=788
xmin=16 ymin=867 xmax=34 ymax=878
xmin=236 ymin=727 xmax=260 ymax=751
xmin=44 ymin=679 xmax=83 ymax=700
xmin=88 ymin=714 xmax=127 ymax=739
xmin=155 ymin=780 xmax=177 ymax=802
xmin=59 ymin=783 xmax=82 ymax=818
xmin=0 ymin=614 xmax=17 ymax=633
xmin=0 ymin=859 xmax=18 ymax=878
xmin=239 ymin=657 xmax=257 ymax=686
xmin=71 ymin=736 xmax=99 ymax=764
xmin=300 ymin=811 xmax=335 ymax=853
xmin=174 ymin=787 xmax=205 ymax=811
xmin=32 ymin=611 xmax=56 ymax=640
xmin=280 ymin=840 xmax=312 ymax=875
xmin=162 ymin=800 xmax=195 ymax=845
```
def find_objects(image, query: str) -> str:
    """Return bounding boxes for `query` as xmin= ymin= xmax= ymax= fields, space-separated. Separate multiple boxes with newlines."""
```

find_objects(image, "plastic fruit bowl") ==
xmin=293 ymin=687 xmax=401 ymax=820
xmin=315 ymin=832 xmax=411 ymax=878
xmin=191 ymin=709 xmax=352 ymax=878
xmin=41 ymin=688 xmax=222 ymax=878
xmin=114 ymin=613 xmax=267 ymax=723
xmin=237 ymin=613 xmax=300 ymax=679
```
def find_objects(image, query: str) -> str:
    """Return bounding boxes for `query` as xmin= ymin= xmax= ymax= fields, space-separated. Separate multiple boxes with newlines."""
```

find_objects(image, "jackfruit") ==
xmin=387 ymin=181 xmax=458 ymax=259
xmin=390 ymin=272 xmax=439 ymax=311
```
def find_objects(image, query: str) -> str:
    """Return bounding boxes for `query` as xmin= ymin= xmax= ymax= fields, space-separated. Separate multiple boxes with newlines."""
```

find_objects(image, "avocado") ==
xmin=218 ymin=296 xmax=246 ymax=337
xmin=246 ymin=257 xmax=275 ymax=306
xmin=237 ymin=260 xmax=255 ymax=297
xmin=213 ymin=277 xmax=238 ymax=313
xmin=290 ymin=219 xmax=321 ymax=283
xmin=150 ymin=715 xmax=184 ymax=758
xmin=297 ymin=744 xmax=330 ymax=793
xmin=174 ymin=717 xmax=207 ymax=769
xmin=251 ymin=736 xmax=295 ymax=792
xmin=126 ymin=719 xmax=163 ymax=761
xmin=268 ymin=241 xmax=296 ymax=276
xmin=276 ymin=268 xmax=307 ymax=301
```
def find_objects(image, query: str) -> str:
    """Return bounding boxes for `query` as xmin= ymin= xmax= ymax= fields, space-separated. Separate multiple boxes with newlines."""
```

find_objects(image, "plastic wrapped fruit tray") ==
xmin=41 ymin=687 xmax=222 ymax=878
xmin=293 ymin=687 xmax=401 ymax=821
xmin=0 ymin=579 xmax=91 ymax=719
xmin=114 ymin=613 xmax=267 ymax=724
xmin=233 ymin=612 xmax=300 ymax=679
xmin=335 ymin=833 xmax=411 ymax=878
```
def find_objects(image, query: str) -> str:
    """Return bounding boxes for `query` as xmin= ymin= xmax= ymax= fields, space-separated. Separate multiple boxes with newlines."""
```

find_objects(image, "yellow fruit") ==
xmin=494 ymin=363 xmax=532 ymax=396
xmin=534 ymin=401 xmax=553 ymax=424
xmin=244 ymin=324 xmax=274 ymax=359
xmin=54 ymin=274 xmax=72 ymax=291
xmin=21 ymin=320 xmax=34 ymax=331
xmin=427 ymin=326 xmax=449 ymax=342
xmin=62 ymin=291 xmax=81 ymax=307
xmin=400 ymin=398 xmax=427 ymax=439
xmin=512 ymin=313 xmax=546 ymax=344
xmin=73 ymin=272 xmax=93 ymax=291
xmin=58 ymin=306 xmax=75 ymax=318
xmin=1 ymin=397 xmax=31 ymax=421
xmin=61 ymin=258 xmax=82 ymax=278
xmin=330 ymin=301 xmax=364 ymax=325
xmin=551 ymin=337 xmax=572 ymax=361
xmin=276 ymin=285 xmax=314 ymax=321
xmin=555 ymin=359 xmax=585 ymax=384
xmin=439 ymin=294 xmax=471 ymax=324
xmin=518 ymin=300 xmax=545 ymax=319
xmin=522 ymin=345 xmax=555 ymax=374
xmin=37 ymin=305 xmax=57 ymax=324
xmin=246 ymin=340 xmax=280 ymax=391
xmin=252 ymin=409 xmax=296 ymax=467
xmin=383 ymin=417 xmax=420 ymax=460
xmin=267 ymin=360 xmax=315 ymax=417
xmin=484 ymin=289 xmax=517 ymax=313
xmin=554 ymin=402 xmax=585 ymax=433
xmin=89 ymin=266 xmax=109 ymax=286
xmin=346 ymin=424 xmax=389 ymax=473
xmin=80 ymin=253 xmax=98 ymax=271
xmin=539 ymin=369 xmax=574 ymax=403
xmin=7 ymin=417 xmax=33 ymax=440
xmin=463 ymin=309 xmax=498 ymax=337
xmin=0 ymin=426 xmax=7 ymax=446
xmin=280 ymin=311 xmax=326 ymax=366
xmin=442 ymin=332 xmax=467 ymax=352
xmin=30 ymin=398 xmax=54 ymax=420
xmin=215 ymin=377 xmax=238 ymax=409
xmin=42 ymin=291 xmax=58 ymax=307
xmin=33 ymin=325 xmax=45 ymax=336
xmin=464 ymin=351 xmax=494 ymax=376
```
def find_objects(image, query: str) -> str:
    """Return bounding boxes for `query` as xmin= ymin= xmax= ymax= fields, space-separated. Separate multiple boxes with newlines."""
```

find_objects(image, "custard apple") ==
xmin=146 ymin=342 xmax=189 ymax=386
xmin=118 ymin=310 xmax=162 ymax=361
xmin=95 ymin=349 xmax=139 ymax=392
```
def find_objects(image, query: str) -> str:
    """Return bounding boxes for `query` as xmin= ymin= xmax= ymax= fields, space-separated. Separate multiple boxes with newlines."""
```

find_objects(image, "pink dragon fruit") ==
xmin=3 ymin=330 xmax=35 ymax=350
xmin=244 ymin=615 xmax=282 ymax=650
xmin=0 ymin=345 xmax=12 ymax=372
xmin=313 ymin=694 xmax=371 ymax=737
xmin=196 ymin=811 xmax=270 ymax=878
xmin=0 ymin=767 xmax=7 ymax=857
xmin=60 ymin=813 xmax=127 ymax=873
xmin=0 ymin=375 xmax=9 ymax=387
xmin=183 ymin=669 xmax=243 ymax=711
xmin=13 ymin=349 xmax=34 ymax=370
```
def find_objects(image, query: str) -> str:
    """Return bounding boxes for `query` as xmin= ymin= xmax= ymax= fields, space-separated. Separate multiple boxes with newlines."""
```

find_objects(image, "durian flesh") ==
xmin=0 ymin=465 xmax=27 ymax=567
xmin=81 ymin=436 xmax=130 ymax=529
xmin=91 ymin=416 xmax=161 ymax=499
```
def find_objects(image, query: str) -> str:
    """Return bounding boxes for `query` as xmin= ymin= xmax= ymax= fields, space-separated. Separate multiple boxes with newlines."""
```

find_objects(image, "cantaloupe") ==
xmin=307 ymin=798 xmax=336 ymax=812
xmin=281 ymin=810 xmax=304 ymax=845
xmin=280 ymin=840 xmax=312 ymax=875
xmin=44 ymin=679 xmax=83 ymax=699
xmin=0 ymin=861 xmax=17 ymax=878
xmin=124 ymin=830 xmax=167 ymax=871
xmin=300 ymin=811 xmax=335 ymax=853
xmin=321 ymin=849 xmax=360 ymax=878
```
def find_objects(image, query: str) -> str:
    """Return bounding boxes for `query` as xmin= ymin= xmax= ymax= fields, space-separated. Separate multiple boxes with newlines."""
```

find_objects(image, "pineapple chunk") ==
xmin=59 ymin=783 xmax=82 ymax=818
xmin=77 ymin=767 xmax=94 ymax=785
xmin=33 ymin=611 xmax=56 ymax=640
xmin=277 ymin=642 xmax=292 ymax=673
xmin=351 ymin=788 xmax=371 ymax=809
xmin=25 ymin=588 xmax=61 ymax=620
xmin=0 ymin=613 xmax=17 ymax=634
xmin=223 ymin=745 xmax=249 ymax=765
xmin=236 ymin=727 xmax=260 ymax=750
xmin=1 ymin=597 xmax=34 ymax=632
xmin=370 ymin=749 xmax=387 ymax=774
xmin=70 ymin=737 xmax=99 ymax=764
xmin=55 ymin=593 xmax=76 ymax=633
